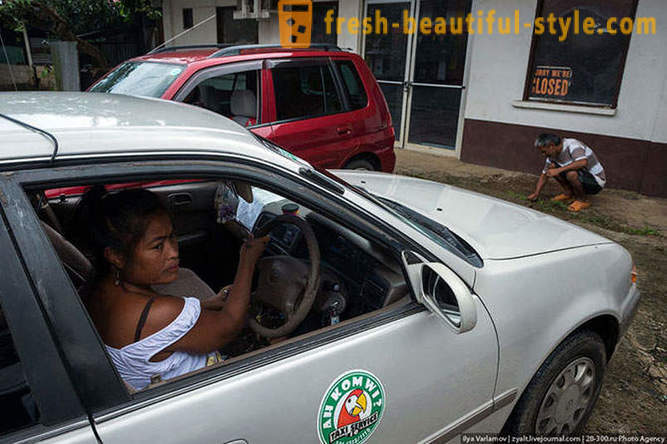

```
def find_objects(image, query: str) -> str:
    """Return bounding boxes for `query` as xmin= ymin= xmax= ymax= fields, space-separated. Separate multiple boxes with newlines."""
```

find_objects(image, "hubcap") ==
xmin=535 ymin=357 xmax=596 ymax=435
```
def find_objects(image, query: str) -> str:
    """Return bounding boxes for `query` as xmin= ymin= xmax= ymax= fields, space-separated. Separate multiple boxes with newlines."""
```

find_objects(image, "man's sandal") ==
xmin=552 ymin=193 xmax=574 ymax=202
xmin=568 ymin=200 xmax=591 ymax=212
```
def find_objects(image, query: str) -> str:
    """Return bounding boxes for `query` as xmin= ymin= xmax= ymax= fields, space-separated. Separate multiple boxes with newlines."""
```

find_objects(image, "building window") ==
xmin=182 ymin=8 xmax=193 ymax=29
xmin=524 ymin=0 xmax=638 ymax=108
xmin=216 ymin=7 xmax=258 ymax=44
xmin=312 ymin=1 xmax=339 ymax=45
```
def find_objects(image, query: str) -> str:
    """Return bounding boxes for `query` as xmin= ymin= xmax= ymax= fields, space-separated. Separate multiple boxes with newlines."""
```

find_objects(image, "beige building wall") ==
xmin=461 ymin=0 xmax=667 ymax=196
xmin=464 ymin=0 xmax=667 ymax=144
xmin=162 ymin=0 xmax=364 ymax=52
xmin=162 ymin=0 xmax=236 ymax=46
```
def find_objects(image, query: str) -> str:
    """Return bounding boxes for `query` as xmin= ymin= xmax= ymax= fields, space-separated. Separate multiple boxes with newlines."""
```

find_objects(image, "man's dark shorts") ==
xmin=559 ymin=169 xmax=603 ymax=195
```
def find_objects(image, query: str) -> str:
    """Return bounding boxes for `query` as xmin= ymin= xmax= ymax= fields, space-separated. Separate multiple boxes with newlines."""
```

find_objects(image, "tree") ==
xmin=0 ymin=0 xmax=160 ymax=72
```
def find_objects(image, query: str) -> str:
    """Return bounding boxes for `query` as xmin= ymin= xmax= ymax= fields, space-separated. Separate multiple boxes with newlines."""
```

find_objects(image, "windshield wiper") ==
xmin=375 ymin=195 xmax=482 ymax=267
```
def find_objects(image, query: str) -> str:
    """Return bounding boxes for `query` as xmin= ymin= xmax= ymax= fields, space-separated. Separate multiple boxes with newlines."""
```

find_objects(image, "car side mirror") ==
xmin=402 ymin=252 xmax=477 ymax=333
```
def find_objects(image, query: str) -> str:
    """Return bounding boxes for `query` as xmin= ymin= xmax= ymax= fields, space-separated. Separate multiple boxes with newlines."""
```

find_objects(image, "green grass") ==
xmin=626 ymin=227 xmax=661 ymax=236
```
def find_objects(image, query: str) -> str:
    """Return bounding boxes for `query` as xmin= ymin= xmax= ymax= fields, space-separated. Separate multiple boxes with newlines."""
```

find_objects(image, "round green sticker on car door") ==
xmin=317 ymin=370 xmax=386 ymax=444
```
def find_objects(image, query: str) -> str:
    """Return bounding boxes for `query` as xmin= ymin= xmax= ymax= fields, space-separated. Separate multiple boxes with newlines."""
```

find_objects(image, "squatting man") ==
xmin=528 ymin=134 xmax=606 ymax=212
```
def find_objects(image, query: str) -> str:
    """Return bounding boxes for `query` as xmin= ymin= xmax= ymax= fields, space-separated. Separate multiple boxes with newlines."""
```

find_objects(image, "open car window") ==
xmin=33 ymin=176 xmax=411 ymax=394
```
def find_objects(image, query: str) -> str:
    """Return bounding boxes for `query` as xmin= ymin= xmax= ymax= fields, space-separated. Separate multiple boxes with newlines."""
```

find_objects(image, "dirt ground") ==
xmin=395 ymin=149 xmax=667 ymax=435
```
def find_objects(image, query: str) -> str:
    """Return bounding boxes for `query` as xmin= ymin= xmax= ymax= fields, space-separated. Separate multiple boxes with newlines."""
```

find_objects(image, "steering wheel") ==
xmin=248 ymin=214 xmax=320 ymax=338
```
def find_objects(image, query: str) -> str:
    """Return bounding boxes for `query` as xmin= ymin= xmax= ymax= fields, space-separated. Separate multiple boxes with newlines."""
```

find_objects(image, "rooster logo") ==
xmin=337 ymin=389 xmax=368 ymax=428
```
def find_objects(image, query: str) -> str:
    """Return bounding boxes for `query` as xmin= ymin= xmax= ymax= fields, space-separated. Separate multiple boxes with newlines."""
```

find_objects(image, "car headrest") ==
xmin=40 ymin=221 xmax=94 ymax=286
xmin=307 ymin=71 xmax=322 ymax=93
xmin=152 ymin=268 xmax=216 ymax=301
xmin=230 ymin=89 xmax=256 ymax=118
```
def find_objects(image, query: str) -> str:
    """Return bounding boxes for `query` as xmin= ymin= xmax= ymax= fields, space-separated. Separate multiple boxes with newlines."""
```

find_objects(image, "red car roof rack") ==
xmin=207 ymin=43 xmax=343 ymax=58
xmin=147 ymin=44 xmax=234 ymax=55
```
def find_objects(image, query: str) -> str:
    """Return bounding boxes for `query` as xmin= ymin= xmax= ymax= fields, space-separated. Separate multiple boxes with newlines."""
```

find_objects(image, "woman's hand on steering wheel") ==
xmin=239 ymin=234 xmax=270 ymax=268
xmin=249 ymin=214 xmax=320 ymax=338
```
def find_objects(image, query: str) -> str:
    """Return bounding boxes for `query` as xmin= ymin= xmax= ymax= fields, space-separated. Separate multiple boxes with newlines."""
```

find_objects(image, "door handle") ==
xmin=336 ymin=127 xmax=352 ymax=136
xmin=168 ymin=193 xmax=192 ymax=208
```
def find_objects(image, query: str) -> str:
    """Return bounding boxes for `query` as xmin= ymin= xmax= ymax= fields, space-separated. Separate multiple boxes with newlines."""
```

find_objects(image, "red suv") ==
xmin=89 ymin=44 xmax=395 ymax=172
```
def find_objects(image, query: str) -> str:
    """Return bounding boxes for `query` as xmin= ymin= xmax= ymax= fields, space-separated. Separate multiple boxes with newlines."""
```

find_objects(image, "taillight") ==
xmin=631 ymin=265 xmax=638 ymax=284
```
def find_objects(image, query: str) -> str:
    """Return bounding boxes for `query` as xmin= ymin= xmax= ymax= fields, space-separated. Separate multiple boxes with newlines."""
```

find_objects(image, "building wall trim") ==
xmin=460 ymin=118 xmax=667 ymax=197
xmin=511 ymin=100 xmax=617 ymax=117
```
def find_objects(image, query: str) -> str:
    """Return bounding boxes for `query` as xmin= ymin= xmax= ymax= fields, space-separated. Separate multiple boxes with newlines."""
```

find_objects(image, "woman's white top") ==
xmin=105 ymin=297 xmax=215 ymax=390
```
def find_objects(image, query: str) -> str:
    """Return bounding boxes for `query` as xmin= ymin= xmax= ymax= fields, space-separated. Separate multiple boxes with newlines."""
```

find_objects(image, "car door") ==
xmin=265 ymin=58 xmax=357 ymax=169
xmin=0 ymin=181 xmax=100 ymax=444
xmin=88 ymin=162 xmax=497 ymax=443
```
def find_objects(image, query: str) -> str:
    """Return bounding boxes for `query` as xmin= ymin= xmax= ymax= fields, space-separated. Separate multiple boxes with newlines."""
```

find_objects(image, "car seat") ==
xmin=200 ymin=85 xmax=223 ymax=114
xmin=230 ymin=89 xmax=257 ymax=127
xmin=41 ymin=221 xmax=216 ymax=301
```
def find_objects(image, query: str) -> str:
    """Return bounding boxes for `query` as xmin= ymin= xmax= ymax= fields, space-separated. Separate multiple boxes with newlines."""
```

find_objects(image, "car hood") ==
xmin=335 ymin=171 xmax=611 ymax=260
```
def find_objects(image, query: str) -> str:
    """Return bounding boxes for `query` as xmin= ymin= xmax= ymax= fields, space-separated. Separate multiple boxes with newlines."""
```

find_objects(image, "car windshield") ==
xmin=89 ymin=61 xmax=185 ymax=97
xmin=293 ymin=165 xmax=483 ymax=267
xmin=252 ymin=133 xmax=481 ymax=265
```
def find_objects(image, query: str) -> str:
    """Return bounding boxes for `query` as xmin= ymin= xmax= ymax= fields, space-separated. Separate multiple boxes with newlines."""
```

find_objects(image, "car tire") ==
xmin=504 ymin=330 xmax=607 ymax=436
xmin=344 ymin=159 xmax=375 ymax=171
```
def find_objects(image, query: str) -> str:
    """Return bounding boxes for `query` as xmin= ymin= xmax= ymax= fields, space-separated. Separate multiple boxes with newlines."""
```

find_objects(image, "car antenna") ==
xmin=148 ymin=13 xmax=216 ymax=54
xmin=0 ymin=112 xmax=59 ymax=163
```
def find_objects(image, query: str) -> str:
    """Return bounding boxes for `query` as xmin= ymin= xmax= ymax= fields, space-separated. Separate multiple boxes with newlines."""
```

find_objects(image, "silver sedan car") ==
xmin=0 ymin=93 xmax=639 ymax=444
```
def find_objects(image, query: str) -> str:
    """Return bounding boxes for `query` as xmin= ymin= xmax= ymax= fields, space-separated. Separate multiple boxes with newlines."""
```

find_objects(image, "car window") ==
xmin=272 ymin=64 xmax=342 ymax=121
xmin=35 ymin=174 xmax=409 ymax=394
xmin=89 ymin=61 xmax=185 ymax=98
xmin=183 ymin=69 xmax=260 ymax=125
xmin=0 ymin=307 xmax=39 ymax=437
xmin=335 ymin=60 xmax=368 ymax=110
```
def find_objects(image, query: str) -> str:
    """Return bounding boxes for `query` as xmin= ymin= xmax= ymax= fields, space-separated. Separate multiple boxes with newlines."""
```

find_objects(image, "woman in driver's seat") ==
xmin=78 ymin=186 xmax=268 ymax=390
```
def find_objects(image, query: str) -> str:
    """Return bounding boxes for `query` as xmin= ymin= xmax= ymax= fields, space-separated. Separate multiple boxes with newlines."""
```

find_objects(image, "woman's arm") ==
xmin=200 ymin=285 xmax=232 ymax=311
xmin=165 ymin=235 xmax=269 ymax=354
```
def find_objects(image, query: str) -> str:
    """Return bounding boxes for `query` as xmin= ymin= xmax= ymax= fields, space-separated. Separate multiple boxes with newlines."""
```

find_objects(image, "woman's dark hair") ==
xmin=73 ymin=185 xmax=170 ymax=276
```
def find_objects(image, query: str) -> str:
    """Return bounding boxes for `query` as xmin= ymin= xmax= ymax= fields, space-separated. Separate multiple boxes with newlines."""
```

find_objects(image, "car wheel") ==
xmin=504 ymin=330 xmax=607 ymax=436
xmin=345 ymin=159 xmax=375 ymax=171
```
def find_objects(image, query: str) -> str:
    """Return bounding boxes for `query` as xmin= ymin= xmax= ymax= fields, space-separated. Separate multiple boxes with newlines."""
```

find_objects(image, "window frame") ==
xmin=182 ymin=8 xmax=193 ymax=30
xmin=522 ymin=0 xmax=639 ymax=109
xmin=173 ymin=61 xmax=264 ymax=126
xmin=266 ymin=58 xmax=352 ymax=125
xmin=215 ymin=6 xmax=258 ymax=44
xmin=331 ymin=59 xmax=370 ymax=111
xmin=0 ymin=182 xmax=93 ymax=441
xmin=7 ymin=157 xmax=457 ymax=419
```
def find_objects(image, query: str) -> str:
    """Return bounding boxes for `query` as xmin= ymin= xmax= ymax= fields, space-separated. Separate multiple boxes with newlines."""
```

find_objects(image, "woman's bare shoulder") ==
xmin=138 ymin=292 xmax=187 ymax=339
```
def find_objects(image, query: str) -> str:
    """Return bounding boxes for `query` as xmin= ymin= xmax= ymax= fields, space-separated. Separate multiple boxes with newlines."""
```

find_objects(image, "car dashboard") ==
xmin=252 ymin=200 xmax=408 ymax=325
